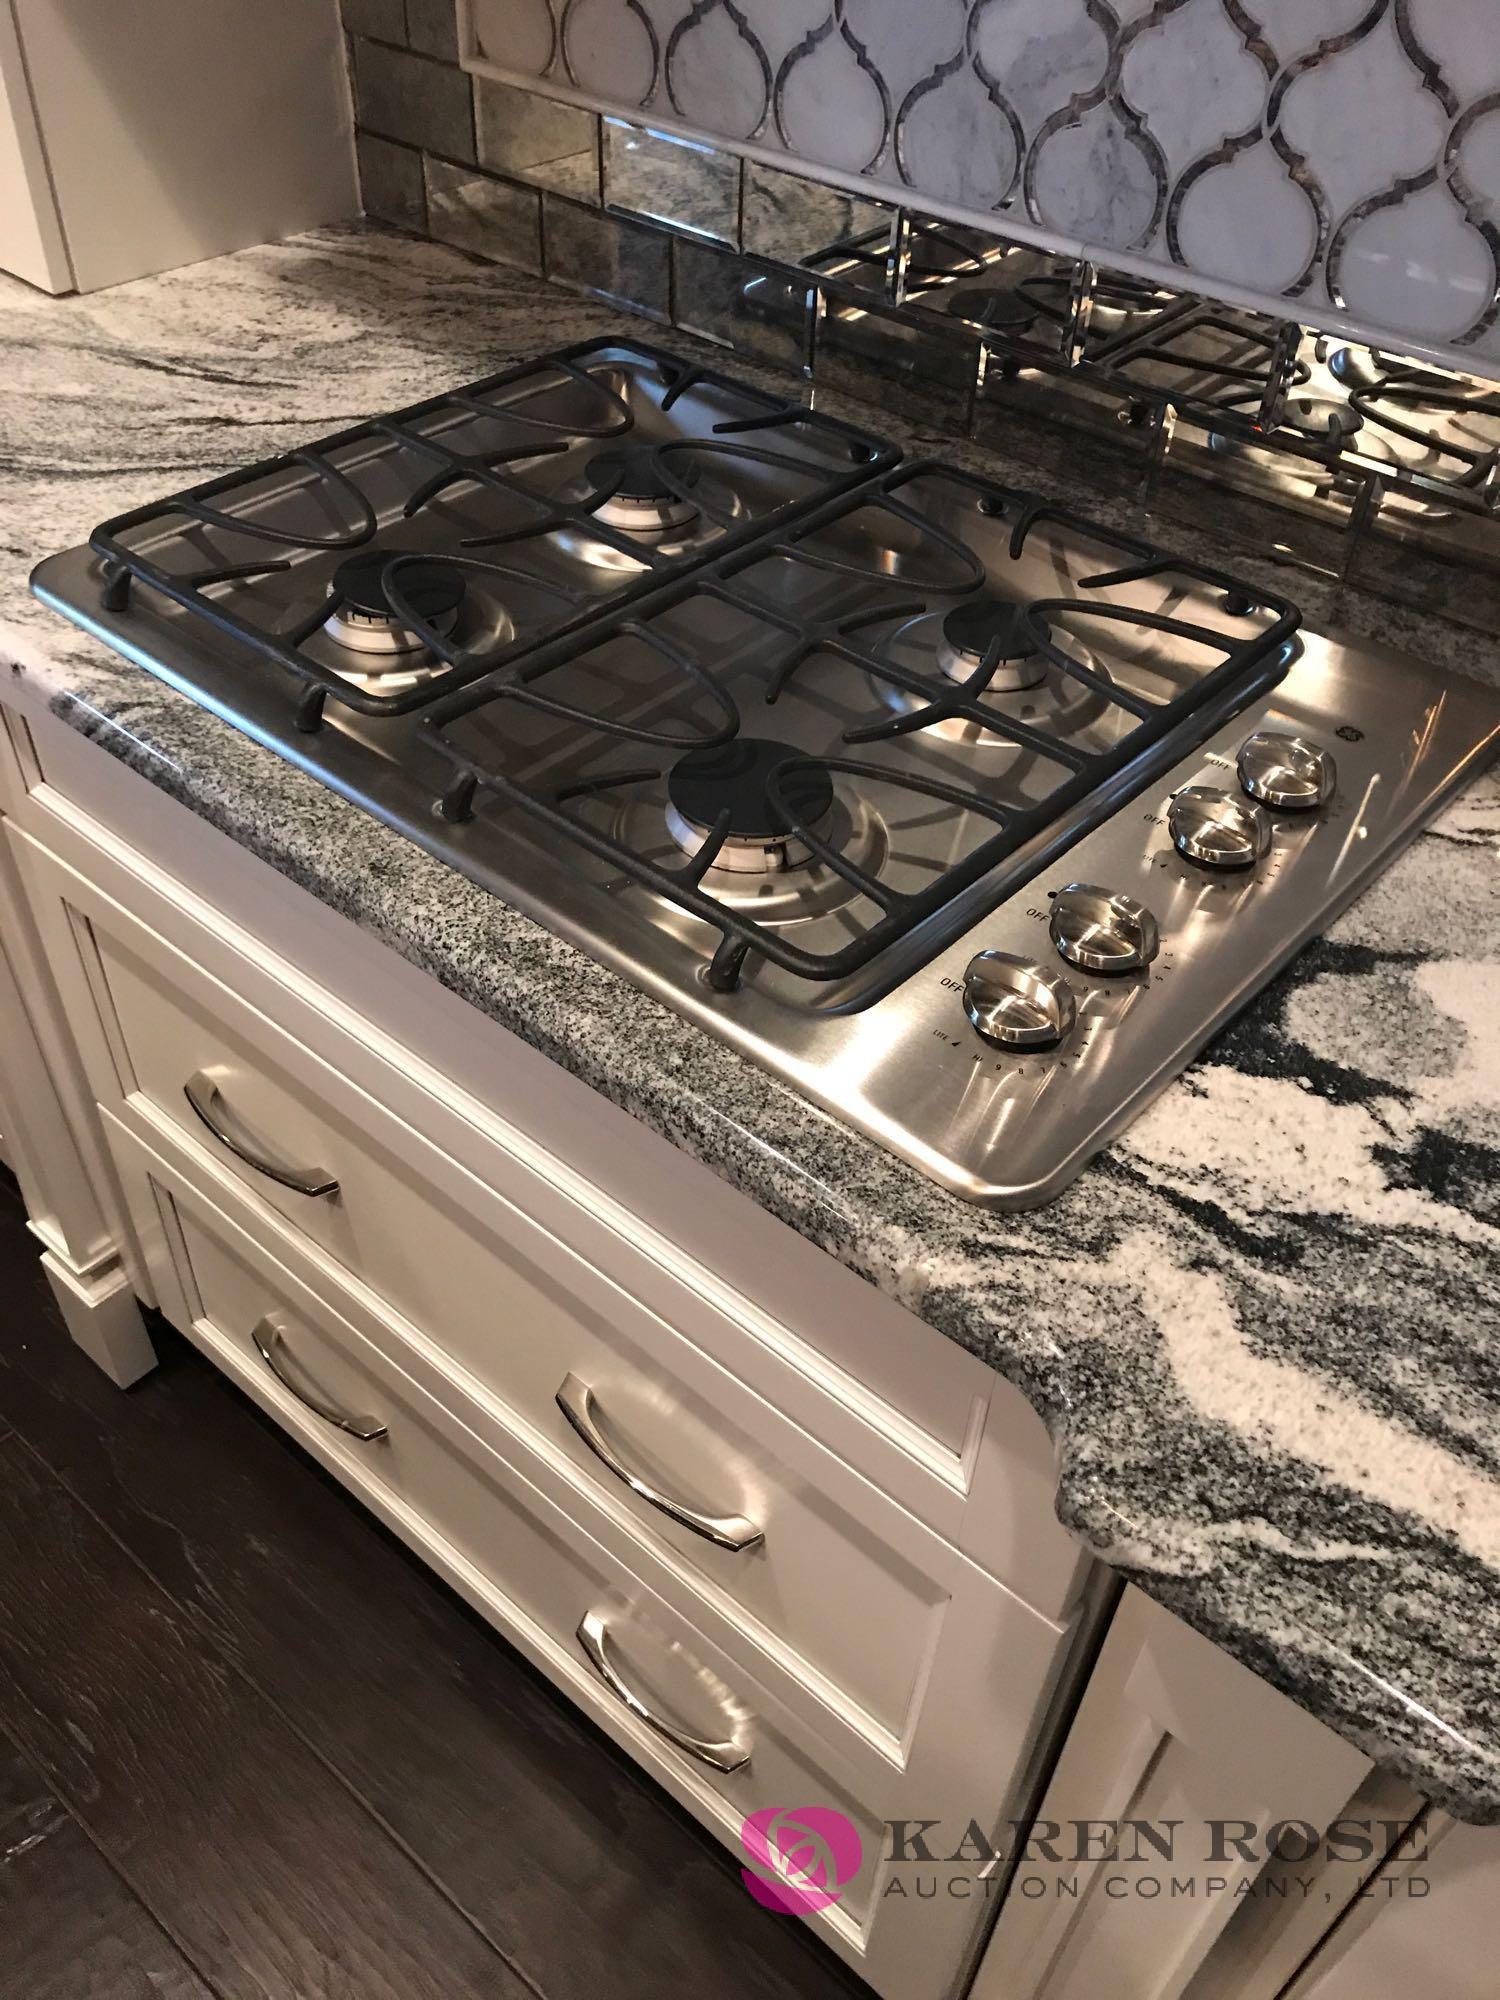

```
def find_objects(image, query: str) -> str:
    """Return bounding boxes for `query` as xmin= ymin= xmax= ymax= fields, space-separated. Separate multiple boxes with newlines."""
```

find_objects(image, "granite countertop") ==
xmin=3 ymin=224 xmax=1498 ymax=1824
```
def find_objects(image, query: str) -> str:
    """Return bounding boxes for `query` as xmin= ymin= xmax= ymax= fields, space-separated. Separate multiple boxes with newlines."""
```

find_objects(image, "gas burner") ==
xmin=945 ymin=287 xmax=1040 ymax=335
xmin=1208 ymin=394 xmax=1361 ymax=460
xmin=587 ymin=448 xmax=701 ymax=536
xmin=940 ymin=596 xmax=1049 ymax=691
xmin=324 ymin=550 xmax=465 ymax=659
xmin=873 ymin=601 xmax=1110 ymax=746
xmin=1279 ymin=395 xmax=1363 ymax=444
xmin=1320 ymin=342 xmax=1384 ymax=391
xmin=665 ymin=738 xmax=834 ymax=875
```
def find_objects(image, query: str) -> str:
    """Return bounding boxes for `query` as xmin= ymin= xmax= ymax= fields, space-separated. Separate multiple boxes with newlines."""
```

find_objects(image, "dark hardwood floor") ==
xmin=0 ymin=1169 xmax=866 ymax=2000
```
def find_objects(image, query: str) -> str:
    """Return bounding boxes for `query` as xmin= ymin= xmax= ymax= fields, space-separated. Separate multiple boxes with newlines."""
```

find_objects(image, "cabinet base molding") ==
xmin=39 ymin=1242 xmax=156 ymax=1388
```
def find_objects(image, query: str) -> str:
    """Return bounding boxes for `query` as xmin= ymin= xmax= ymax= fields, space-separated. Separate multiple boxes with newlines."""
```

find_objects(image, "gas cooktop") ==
xmin=33 ymin=337 xmax=1500 ymax=1206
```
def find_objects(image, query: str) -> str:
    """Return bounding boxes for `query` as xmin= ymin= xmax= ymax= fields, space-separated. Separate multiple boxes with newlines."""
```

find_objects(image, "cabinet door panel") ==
xmin=1288 ymin=1818 xmax=1495 ymax=2000
xmin=971 ymin=1590 xmax=1372 ymax=2000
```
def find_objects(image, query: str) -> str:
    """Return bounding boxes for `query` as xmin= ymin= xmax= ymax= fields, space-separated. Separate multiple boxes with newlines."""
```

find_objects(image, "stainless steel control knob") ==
xmin=1236 ymin=731 xmax=1336 ymax=811
xmin=1168 ymin=785 xmax=1272 ymax=870
xmin=963 ymin=952 xmax=1077 ymax=1050
xmin=1048 ymin=884 xmax=1161 ymax=975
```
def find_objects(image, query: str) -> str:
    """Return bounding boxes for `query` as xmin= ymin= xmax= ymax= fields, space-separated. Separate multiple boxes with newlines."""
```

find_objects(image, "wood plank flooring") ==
xmin=0 ymin=1171 xmax=866 ymax=2000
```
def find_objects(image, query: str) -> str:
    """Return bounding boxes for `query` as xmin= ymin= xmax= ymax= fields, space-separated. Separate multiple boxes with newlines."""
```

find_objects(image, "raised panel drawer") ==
xmin=105 ymin=1081 xmax=1058 ymax=1761
xmin=13 ymin=809 xmax=1090 ymax=1628
xmin=107 ymin=1111 xmax=1084 ymax=2000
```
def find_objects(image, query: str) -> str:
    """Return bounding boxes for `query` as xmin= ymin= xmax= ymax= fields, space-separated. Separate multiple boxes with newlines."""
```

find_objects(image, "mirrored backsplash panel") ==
xmin=340 ymin=1 xmax=1500 ymax=640
xmin=459 ymin=0 xmax=1500 ymax=377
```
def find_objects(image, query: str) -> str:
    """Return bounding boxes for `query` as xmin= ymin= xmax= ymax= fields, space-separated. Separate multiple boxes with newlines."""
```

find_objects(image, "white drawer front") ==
xmin=107 ymin=1115 xmax=1085 ymax=2000
xmin=103 ymin=1074 xmax=1059 ymax=1761
xmin=13 ymin=804 xmax=1090 ymax=1623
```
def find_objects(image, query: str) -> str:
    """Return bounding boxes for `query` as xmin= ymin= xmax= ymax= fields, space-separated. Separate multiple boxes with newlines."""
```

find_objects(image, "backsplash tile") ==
xmin=541 ymin=194 xmax=671 ymax=319
xmin=476 ymin=75 xmax=600 ymax=202
xmin=405 ymin=0 xmax=462 ymax=60
xmin=460 ymin=0 xmax=1500 ymax=375
xmin=352 ymin=38 xmax=475 ymax=163
xmin=604 ymin=122 xmax=740 ymax=245
xmin=342 ymin=0 xmax=405 ymax=42
xmin=424 ymin=157 xmax=543 ymax=269
xmin=742 ymin=160 xmax=891 ymax=269
xmin=337 ymin=2 xmax=1500 ymax=643
xmin=356 ymin=131 xmax=429 ymax=232
xmin=670 ymin=237 xmax=809 ymax=372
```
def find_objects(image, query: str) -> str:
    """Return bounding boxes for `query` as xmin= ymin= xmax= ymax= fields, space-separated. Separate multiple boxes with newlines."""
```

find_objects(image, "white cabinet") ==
xmin=1287 ymin=1817 xmax=1498 ymax=2000
xmin=0 ymin=0 xmax=356 ymax=295
xmin=970 ymin=1589 xmax=1402 ymax=2000
xmin=0 ymin=693 xmax=1109 ymax=2000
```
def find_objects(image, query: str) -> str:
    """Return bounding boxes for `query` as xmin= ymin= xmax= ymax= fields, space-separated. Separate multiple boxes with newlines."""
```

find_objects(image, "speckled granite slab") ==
xmin=3 ymin=224 xmax=1498 ymax=1822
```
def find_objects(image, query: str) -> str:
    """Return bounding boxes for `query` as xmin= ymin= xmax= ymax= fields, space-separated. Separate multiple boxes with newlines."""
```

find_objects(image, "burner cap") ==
xmin=939 ymin=597 xmax=1049 ymax=694
xmin=945 ymin=287 xmax=1038 ymax=334
xmin=333 ymin=549 xmax=466 ymax=624
xmin=942 ymin=597 xmax=1038 ymax=663
xmin=1281 ymin=395 xmax=1362 ymax=443
xmin=586 ymin=448 xmax=702 ymax=536
xmin=587 ymin=448 xmax=700 ymax=505
xmin=668 ymin=738 xmax=834 ymax=844
xmin=1322 ymin=342 xmax=1382 ymax=390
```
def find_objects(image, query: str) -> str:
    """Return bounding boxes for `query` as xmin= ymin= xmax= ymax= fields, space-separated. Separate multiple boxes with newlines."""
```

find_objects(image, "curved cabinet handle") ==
xmin=185 ymin=1071 xmax=339 ymax=1198
xmin=556 ymin=1373 xmax=763 ymax=1553
xmin=576 ymin=1611 xmax=750 ymax=1774
xmin=251 ymin=1317 xmax=388 ymax=1442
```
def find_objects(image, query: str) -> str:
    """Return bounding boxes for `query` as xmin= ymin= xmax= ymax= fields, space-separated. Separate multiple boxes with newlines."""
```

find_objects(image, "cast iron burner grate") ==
xmin=420 ymin=462 xmax=1300 ymax=993
xmin=1346 ymin=364 xmax=1500 ymax=496
xmin=84 ymin=337 xmax=892 ymax=728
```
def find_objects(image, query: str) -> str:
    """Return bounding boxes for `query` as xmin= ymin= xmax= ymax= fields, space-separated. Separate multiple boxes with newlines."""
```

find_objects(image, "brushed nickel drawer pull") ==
xmin=251 ymin=1316 xmax=388 ymax=1442
xmin=556 ymin=1373 xmax=763 ymax=1553
xmin=576 ymin=1611 xmax=750 ymax=1774
xmin=185 ymin=1070 xmax=339 ymax=1198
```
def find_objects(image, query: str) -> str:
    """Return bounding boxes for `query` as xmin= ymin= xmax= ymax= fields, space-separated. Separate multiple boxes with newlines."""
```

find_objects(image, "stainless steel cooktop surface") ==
xmin=33 ymin=339 xmax=1500 ymax=1207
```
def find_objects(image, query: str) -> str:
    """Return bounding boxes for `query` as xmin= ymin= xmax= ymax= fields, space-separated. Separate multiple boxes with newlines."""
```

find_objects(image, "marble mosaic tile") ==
xmin=461 ymin=0 xmax=1500 ymax=373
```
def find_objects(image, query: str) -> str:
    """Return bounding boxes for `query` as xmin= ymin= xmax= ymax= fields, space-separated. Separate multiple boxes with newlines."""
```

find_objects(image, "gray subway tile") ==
xmin=743 ymin=160 xmax=891 ymax=270
xmin=404 ymin=0 xmax=460 ymax=60
xmin=543 ymin=196 xmax=670 ymax=320
xmin=423 ymin=158 xmax=543 ymax=272
xmin=671 ymin=238 xmax=806 ymax=372
xmin=604 ymin=121 xmax=739 ymax=246
xmin=814 ymin=302 xmax=979 ymax=435
xmin=476 ymin=76 xmax=600 ymax=204
xmin=356 ymin=132 xmax=428 ymax=232
xmin=342 ymin=0 xmax=406 ymax=43
xmin=352 ymin=39 xmax=475 ymax=162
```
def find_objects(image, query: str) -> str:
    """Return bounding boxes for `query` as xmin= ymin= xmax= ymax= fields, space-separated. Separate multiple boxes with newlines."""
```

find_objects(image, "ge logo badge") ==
xmin=1335 ymin=724 xmax=1365 ymax=742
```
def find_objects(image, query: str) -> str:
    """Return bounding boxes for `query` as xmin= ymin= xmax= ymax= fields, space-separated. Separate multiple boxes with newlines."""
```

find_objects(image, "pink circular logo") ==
xmin=740 ymin=1806 xmax=863 ymax=1913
